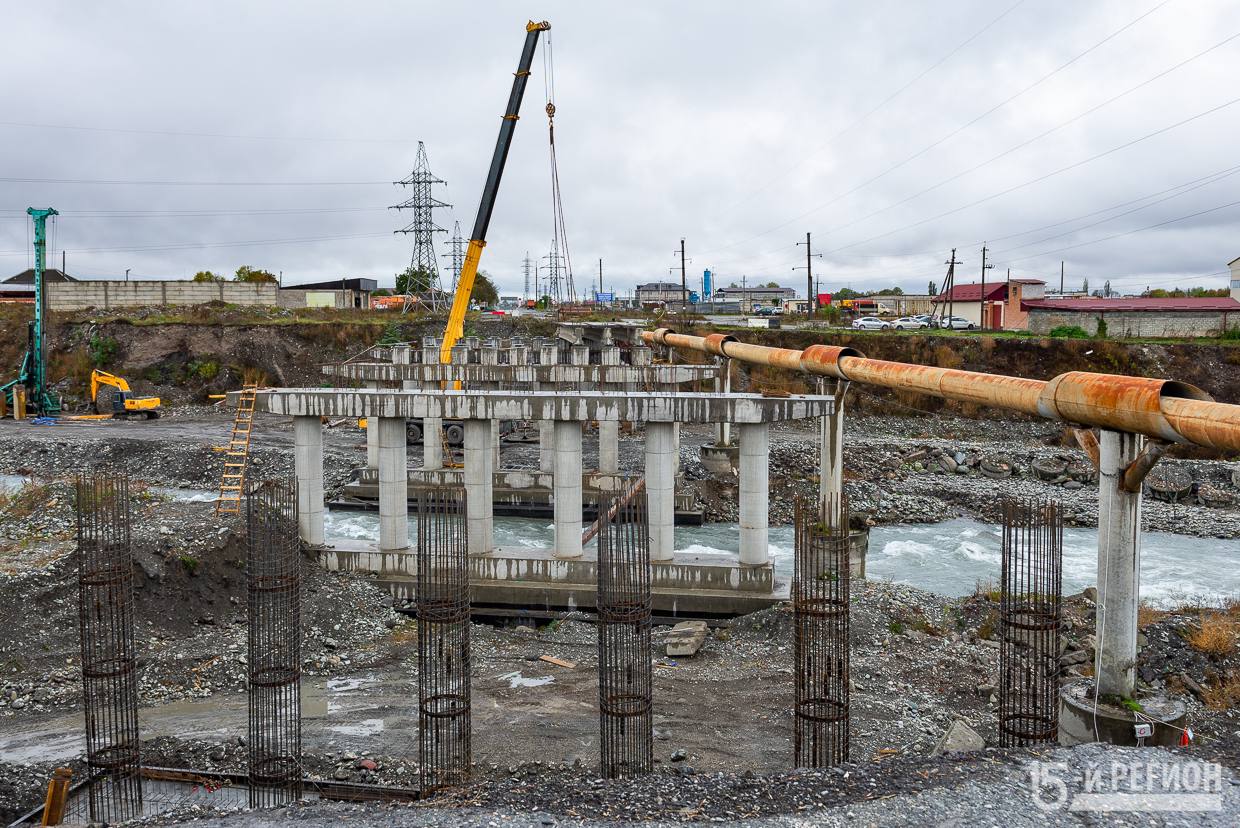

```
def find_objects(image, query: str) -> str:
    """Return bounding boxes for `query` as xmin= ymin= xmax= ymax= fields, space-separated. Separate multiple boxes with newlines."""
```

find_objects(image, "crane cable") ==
xmin=543 ymin=34 xmax=575 ymax=305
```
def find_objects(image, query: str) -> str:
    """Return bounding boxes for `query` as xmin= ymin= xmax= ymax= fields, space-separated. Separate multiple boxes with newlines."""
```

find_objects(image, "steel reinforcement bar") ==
xmin=76 ymin=471 xmax=143 ymax=823
xmin=643 ymin=329 xmax=1240 ymax=451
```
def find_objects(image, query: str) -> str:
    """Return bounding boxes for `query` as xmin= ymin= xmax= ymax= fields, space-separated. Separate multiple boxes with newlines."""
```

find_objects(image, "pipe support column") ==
xmin=377 ymin=417 xmax=408 ymax=552
xmin=1095 ymin=429 xmax=1143 ymax=700
xmin=819 ymin=383 xmax=845 ymax=505
xmin=539 ymin=421 xmax=555 ymax=472
xmin=293 ymin=415 xmax=325 ymax=546
xmin=423 ymin=417 xmax=443 ymax=470
xmin=553 ymin=420 xmax=584 ymax=559
xmin=464 ymin=418 xmax=494 ymax=556
xmin=598 ymin=420 xmax=619 ymax=474
xmin=739 ymin=422 xmax=770 ymax=566
xmin=645 ymin=422 xmax=676 ymax=562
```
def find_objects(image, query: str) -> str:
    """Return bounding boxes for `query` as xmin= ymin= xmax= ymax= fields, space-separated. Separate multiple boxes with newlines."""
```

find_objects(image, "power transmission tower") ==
xmin=979 ymin=243 xmax=994 ymax=330
xmin=442 ymin=220 xmax=465 ymax=295
xmin=391 ymin=142 xmax=451 ymax=313
xmin=522 ymin=253 xmax=533 ymax=302
xmin=543 ymin=245 xmax=565 ymax=305
xmin=931 ymin=249 xmax=960 ymax=324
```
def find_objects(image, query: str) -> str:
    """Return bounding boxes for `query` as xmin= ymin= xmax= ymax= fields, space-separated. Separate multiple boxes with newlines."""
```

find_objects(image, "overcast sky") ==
xmin=2 ymin=0 xmax=1239 ymax=297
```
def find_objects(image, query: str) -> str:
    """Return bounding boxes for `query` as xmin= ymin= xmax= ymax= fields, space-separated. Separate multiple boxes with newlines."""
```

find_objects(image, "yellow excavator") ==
xmin=439 ymin=20 xmax=551 ymax=363
xmin=90 ymin=369 xmax=161 ymax=419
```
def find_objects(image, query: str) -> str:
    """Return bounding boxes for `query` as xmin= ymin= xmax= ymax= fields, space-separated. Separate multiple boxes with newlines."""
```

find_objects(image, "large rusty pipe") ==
xmin=641 ymin=330 xmax=1240 ymax=452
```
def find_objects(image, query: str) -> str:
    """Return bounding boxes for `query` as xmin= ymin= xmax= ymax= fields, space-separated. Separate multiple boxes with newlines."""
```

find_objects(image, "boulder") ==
xmin=930 ymin=719 xmax=985 ymax=756
xmin=665 ymin=620 xmax=710 ymax=657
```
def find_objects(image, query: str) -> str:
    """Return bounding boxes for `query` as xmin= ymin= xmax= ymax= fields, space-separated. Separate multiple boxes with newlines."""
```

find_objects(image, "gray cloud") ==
xmin=1 ymin=0 xmax=1238 ymax=297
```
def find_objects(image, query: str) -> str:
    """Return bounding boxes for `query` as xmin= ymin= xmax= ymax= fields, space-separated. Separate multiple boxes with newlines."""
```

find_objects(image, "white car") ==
xmin=892 ymin=316 xmax=928 ymax=330
xmin=851 ymin=316 xmax=890 ymax=330
xmin=936 ymin=316 xmax=976 ymax=330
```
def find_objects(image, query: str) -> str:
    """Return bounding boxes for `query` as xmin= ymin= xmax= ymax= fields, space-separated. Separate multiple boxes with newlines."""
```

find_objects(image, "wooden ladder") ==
xmin=216 ymin=384 xmax=258 ymax=515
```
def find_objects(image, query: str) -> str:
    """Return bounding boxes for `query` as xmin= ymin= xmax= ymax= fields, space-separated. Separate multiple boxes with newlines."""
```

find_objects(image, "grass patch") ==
xmin=1187 ymin=612 xmax=1238 ymax=658
xmin=178 ymin=554 xmax=200 ymax=575
xmin=1201 ymin=671 xmax=1240 ymax=710
xmin=1138 ymin=601 xmax=1168 ymax=629
xmin=1048 ymin=325 xmax=1091 ymax=339
xmin=0 ymin=482 xmax=52 ymax=523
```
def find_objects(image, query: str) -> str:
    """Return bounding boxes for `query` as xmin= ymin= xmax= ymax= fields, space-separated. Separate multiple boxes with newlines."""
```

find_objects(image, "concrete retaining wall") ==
xmin=47 ymin=281 xmax=279 ymax=310
xmin=1027 ymin=308 xmax=1239 ymax=338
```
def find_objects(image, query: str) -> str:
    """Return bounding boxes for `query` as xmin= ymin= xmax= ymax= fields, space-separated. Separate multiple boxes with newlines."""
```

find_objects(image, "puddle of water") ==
xmin=326 ymin=676 xmax=378 ymax=693
xmin=499 ymin=671 xmax=555 ymax=689
xmin=149 ymin=485 xmax=218 ymax=503
xmin=328 ymin=718 xmax=385 ymax=737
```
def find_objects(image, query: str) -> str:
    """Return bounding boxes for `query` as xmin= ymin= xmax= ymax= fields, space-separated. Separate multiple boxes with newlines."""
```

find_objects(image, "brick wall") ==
xmin=1027 ymin=308 xmax=1240 ymax=338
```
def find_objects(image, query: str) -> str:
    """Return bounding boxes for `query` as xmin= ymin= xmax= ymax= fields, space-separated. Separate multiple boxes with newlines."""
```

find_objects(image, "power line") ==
xmin=696 ymin=0 xmax=1175 ymax=259
xmin=0 ymin=119 xmax=414 ymax=145
xmin=0 ymin=175 xmax=388 ymax=186
xmin=714 ymin=0 xmax=1028 ymax=216
xmin=0 ymin=231 xmax=392 ymax=257
xmin=818 ymin=94 xmax=1240 ymax=256
xmin=0 ymin=206 xmax=386 ymax=218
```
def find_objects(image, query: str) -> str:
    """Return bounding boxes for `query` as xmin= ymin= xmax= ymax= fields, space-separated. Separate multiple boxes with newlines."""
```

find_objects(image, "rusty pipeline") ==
xmin=641 ymin=330 xmax=1240 ymax=451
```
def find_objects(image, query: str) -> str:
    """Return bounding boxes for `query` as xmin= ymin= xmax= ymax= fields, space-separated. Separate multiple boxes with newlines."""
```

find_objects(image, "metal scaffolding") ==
xmin=76 ymin=471 xmax=142 ymax=823
xmin=246 ymin=478 xmax=303 ymax=807
xmin=416 ymin=489 xmax=471 ymax=795
xmin=999 ymin=498 xmax=1063 ymax=747
xmin=793 ymin=495 xmax=850 ymax=768
xmin=596 ymin=488 xmax=653 ymax=778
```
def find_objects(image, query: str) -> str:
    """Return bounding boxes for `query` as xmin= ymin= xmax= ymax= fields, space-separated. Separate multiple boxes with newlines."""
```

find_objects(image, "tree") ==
xmin=471 ymin=270 xmax=499 ymax=307
xmin=395 ymin=266 xmax=433 ymax=296
xmin=234 ymin=265 xmax=277 ymax=284
xmin=1103 ymin=279 xmax=1112 ymax=298
xmin=193 ymin=270 xmax=223 ymax=283
xmin=1081 ymin=278 xmax=1089 ymax=295
xmin=764 ymin=281 xmax=781 ymax=288
xmin=834 ymin=287 xmax=861 ymax=300
xmin=928 ymin=280 xmax=938 ymax=296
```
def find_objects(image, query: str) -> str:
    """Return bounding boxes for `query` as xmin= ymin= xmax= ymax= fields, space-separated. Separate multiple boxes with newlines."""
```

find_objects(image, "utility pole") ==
xmin=677 ymin=238 xmax=688 ymax=320
xmin=979 ymin=243 xmax=994 ymax=330
xmin=598 ymin=258 xmax=603 ymax=302
xmin=941 ymin=249 xmax=959 ymax=324
xmin=1060 ymin=260 xmax=1065 ymax=295
xmin=796 ymin=232 xmax=823 ymax=316
xmin=125 ymin=268 xmax=130 ymax=283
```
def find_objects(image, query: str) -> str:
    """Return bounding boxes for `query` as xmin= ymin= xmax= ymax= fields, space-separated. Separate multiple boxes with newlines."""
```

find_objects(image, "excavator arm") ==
xmin=439 ymin=20 xmax=551 ymax=365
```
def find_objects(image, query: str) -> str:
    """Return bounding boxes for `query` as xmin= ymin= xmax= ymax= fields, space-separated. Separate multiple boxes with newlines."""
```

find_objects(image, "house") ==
xmin=0 ymin=268 xmax=77 ymax=302
xmin=712 ymin=285 xmax=796 ymax=311
xmin=635 ymin=282 xmax=689 ymax=307
xmin=1022 ymin=296 xmax=1240 ymax=338
xmin=1229 ymin=256 xmax=1240 ymax=300
xmin=934 ymin=279 xmax=1045 ymax=329
xmin=278 ymin=277 xmax=376 ymax=309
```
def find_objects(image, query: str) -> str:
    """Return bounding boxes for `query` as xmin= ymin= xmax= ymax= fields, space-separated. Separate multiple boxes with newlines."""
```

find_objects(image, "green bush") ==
xmin=1220 ymin=327 xmax=1240 ymax=341
xmin=1094 ymin=317 xmax=1108 ymax=339
xmin=88 ymin=335 xmax=119 ymax=367
xmin=377 ymin=322 xmax=404 ymax=345
xmin=1048 ymin=325 xmax=1090 ymax=339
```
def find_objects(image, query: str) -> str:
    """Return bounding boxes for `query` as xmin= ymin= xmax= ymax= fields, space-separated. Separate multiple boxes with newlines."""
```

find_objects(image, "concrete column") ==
xmin=293 ymin=415 xmax=325 ymax=546
xmin=491 ymin=418 xmax=502 ymax=470
xmin=645 ymin=422 xmax=676 ymax=562
xmin=1095 ymin=429 xmax=1143 ymax=699
xmin=738 ymin=422 xmax=770 ymax=566
xmin=716 ymin=358 xmax=732 ymax=447
xmin=819 ymin=383 xmax=845 ymax=505
xmin=539 ymin=420 xmax=555 ymax=472
xmin=377 ymin=417 xmax=409 ymax=552
xmin=464 ymin=419 xmax=494 ymax=556
xmin=598 ymin=420 xmax=619 ymax=473
xmin=423 ymin=417 xmax=443 ymax=470
xmin=570 ymin=345 xmax=590 ymax=366
xmin=391 ymin=344 xmax=411 ymax=364
xmin=553 ymin=420 xmax=584 ymax=559
xmin=365 ymin=417 xmax=379 ymax=470
xmin=672 ymin=422 xmax=681 ymax=474
xmin=631 ymin=347 xmax=653 ymax=366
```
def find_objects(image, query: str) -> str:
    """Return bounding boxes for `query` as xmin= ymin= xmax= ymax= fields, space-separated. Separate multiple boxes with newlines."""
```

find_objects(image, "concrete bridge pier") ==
xmin=376 ymin=416 xmax=409 ymax=552
xmin=1095 ymin=429 xmax=1143 ymax=699
xmin=819 ymin=380 xmax=846 ymax=505
xmin=553 ymin=420 xmax=584 ymax=559
xmin=738 ymin=422 xmax=770 ymax=566
xmin=464 ymin=418 xmax=494 ymax=556
xmin=422 ymin=417 xmax=443 ymax=470
xmin=598 ymin=346 xmax=621 ymax=473
xmin=644 ymin=421 xmax=676 ymax=562
xmin=293 ymin=415 xmax=325 ymax=546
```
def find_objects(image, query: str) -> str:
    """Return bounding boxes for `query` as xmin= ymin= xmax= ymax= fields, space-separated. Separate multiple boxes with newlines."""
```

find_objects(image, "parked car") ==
xmin=851 ymin=316 xmax=890 ymax=330
xmin=935 ymin=315 xmax=976 ymax=330
xmin=892 ymin=316 xmax=928 ymax=330
xmin=755 ymin=306 xmax=782 ymax=316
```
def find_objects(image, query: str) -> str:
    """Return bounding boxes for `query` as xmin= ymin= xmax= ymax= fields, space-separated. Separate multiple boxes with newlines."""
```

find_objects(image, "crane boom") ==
xmin=439 ymin=20 xmax=550 ymax=364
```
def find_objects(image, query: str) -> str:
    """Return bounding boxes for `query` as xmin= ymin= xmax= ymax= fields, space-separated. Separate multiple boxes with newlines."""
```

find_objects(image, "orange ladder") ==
xmin=216 ymin=384 xmax=258 ymax=515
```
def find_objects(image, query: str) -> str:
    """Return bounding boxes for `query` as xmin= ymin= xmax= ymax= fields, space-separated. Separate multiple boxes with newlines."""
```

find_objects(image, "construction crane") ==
xmin=1 ymin=208 xmax=61 ymax=416
xmin=438 ymin=20 xmax=551 ymax=365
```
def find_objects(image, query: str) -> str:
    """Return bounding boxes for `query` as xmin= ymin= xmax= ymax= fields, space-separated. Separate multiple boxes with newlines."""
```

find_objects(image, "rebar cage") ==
xmin=246 ymin=478 xmax=303 ymax=807
xmin=76 ymin=471 xmax=143 ymax=822
xmin=999 ymin=498 xmax=1063 ymax=747
xmin=416 ymin=488 xmax=471 ymax=795
xmin=792 ymin=494 xmax=850 ymax=768
xmin=596 ymin=488 xmax=653 ymax=778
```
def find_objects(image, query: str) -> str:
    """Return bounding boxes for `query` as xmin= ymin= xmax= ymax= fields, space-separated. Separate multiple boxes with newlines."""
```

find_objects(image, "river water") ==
xmin=11 ymin=476 xmax=1229 ymax=608
xmin=324 ymin=511 xmax=1239 ymax=608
